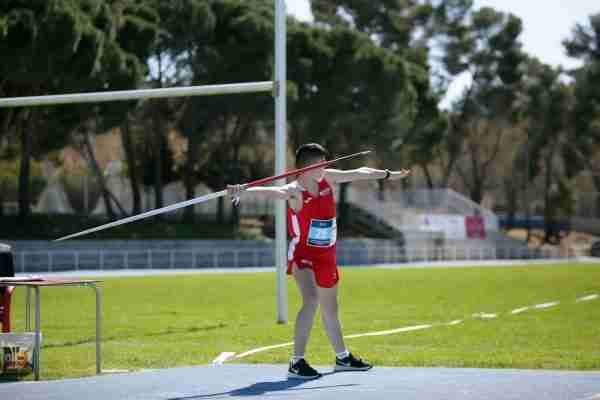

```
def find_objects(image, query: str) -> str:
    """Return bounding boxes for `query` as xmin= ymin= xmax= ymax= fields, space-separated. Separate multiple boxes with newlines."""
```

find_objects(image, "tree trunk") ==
xmin=152 ymin=111 xmax=164 ymax=214
xmin=592 ymin=175 xmax=600 ymax=219
xmin=524 ymin=137 xmax=532 ymax=243
xmin=441 ymin=71 xmax=480 ymax=188
xmin=83 ymin=131 xmax=116 ymax=219
xmin=578 ymin=155 xmax=600 ymax=218
xmin=18 ymin=113 xmax=34 ymax=220
xmin=420 ymin=163 xmax=434 ymax=189
xmin=543 ymin=153 xmax=556 ymax=244
xmin=0 ymin=180 xmax=4 ymax=216
xmin=217 ymin=196 xmax=225 ymax=224
xmin=120 ymin=115 xmax=142 ymax=215
xmin=470 ymin=181 xmax=483 ymax=204
xmin=183 ymin=131 xmax=200 ymax=222
xmin=524 ymin=187 xmax=531 ymax=243
xmin=441 ymin=151 xmax=459 ymax=188
xmin=376 ymin=179 xmax=385 ymax=201
xmin=505 ymin=178 xmax=517 ymax=230
xmin=339 ymin=182 xmax=350 ymax=224
xmin=469 ymin=140 xmax=483 ymax=204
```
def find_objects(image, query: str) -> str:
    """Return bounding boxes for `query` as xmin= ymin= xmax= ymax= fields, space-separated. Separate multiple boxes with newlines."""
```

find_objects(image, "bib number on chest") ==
xmin=307 ymin=218 xmax=337 ymax=247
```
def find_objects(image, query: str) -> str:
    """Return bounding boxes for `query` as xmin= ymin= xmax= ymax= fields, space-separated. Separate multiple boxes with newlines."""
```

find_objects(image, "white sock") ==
xmin=291 ymin=355 xmax=304 ymax=364
xmin=336 ymin=350 xmax=350 ymax=359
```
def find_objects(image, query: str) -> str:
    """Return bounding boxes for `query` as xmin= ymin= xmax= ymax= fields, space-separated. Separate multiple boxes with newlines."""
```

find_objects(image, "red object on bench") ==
xmin=0 ymin=285 xmax=14 ymax=332
xmin=1 ymin=243 xmax=16 ymax=332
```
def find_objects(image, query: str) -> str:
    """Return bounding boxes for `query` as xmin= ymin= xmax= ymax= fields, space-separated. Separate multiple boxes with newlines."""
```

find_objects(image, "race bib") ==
xmin=307 ymin=218 xmax=337 ymax=247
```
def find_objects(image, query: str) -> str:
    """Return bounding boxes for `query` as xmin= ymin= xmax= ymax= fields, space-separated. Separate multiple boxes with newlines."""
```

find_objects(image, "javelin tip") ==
xmin=54 ymin=234 xmax=75 ymax=242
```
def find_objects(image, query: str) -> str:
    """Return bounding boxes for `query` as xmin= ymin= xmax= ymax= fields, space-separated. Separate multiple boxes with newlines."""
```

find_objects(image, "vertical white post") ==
xmin=275 ymin=0 xmax=288 ymax=324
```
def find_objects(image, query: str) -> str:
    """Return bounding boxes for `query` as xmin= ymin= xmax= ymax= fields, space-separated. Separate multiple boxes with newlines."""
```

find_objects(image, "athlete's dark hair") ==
xmin=295 ymin=143 xmax=328 ymax=167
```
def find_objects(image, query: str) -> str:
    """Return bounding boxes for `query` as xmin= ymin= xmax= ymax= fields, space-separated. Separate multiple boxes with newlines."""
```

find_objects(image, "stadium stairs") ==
xmin=345 ymin=187 xmax=532 ymax=260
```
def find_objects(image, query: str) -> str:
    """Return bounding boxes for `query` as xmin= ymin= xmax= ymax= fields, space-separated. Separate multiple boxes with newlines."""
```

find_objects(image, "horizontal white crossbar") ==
xmin=0 ymin=81 xmax=274 ymax=108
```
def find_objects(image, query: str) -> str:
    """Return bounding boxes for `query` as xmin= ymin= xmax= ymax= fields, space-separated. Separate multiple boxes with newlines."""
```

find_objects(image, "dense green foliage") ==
xmin=0 ymin=2 xmax=599 ymax=237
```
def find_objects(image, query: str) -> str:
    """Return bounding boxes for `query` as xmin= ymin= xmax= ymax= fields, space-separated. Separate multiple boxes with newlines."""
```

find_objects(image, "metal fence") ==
xmin=11 ymin=244 xmax=582 ymax=273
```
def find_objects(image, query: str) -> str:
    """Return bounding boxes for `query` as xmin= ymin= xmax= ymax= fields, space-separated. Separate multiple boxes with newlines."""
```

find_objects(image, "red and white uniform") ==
xmin=287 ymin=178 xmax=338 ymax=288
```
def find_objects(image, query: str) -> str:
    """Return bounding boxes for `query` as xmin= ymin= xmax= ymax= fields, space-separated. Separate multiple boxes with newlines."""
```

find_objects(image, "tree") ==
xmin=148 ymin=0 xmax=275 ymax=224
xmin=150 ymin=0 xmax=216 ymax=221
xmin=395 ymin=67 xmax=448 ymax=188
xmin=286 ymin=20 xmax=415 ymax=220
xmin=570 ymin=63 xmax=600 ymax=214
xmin=518 ymin=57 xmax=574 ymax=243
xmin=564 ymin=12 xmax=600 ymax=216
xmin=308 ymin=1 xmax=526 ymax=198
xmin=311 ymin=0 xmax=436 ymax=52
xmin=563 ymin=12 xmax=600 ymax=64
xmin=0 ymin=0 xmax=159 ymax=219
xmin=442 ymin=7 xmax=524 ymax=202
xmin=310 ymin=0 xmax=445 ymax=185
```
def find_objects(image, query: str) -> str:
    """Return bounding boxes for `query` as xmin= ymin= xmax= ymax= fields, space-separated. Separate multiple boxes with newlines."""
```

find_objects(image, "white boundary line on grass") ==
xmin=344 ymin=324 xmax=433 ymax=339
xmin=472 ymin=312 xmax=498 ymax=319
xmin=234 ymin=342 xmax=295 ymax=359
xmin=576 ymin=294 xmax=599 ymax=302
xmin=533 ymin=301 xmax=560 ymax=309
xmin=212 ymin=292 xmax=599 ymax=365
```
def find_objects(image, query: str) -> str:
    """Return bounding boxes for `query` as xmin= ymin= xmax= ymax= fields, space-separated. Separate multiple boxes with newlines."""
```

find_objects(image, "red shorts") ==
xmin=287 ymin=251 xmax=339 ymax=288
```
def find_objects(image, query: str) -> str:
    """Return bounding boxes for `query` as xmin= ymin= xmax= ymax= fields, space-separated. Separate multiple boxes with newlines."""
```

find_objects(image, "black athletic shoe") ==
xmin=288 ymin=358 xmax=322 ymax=380
xmin=334 ymin=353 xmax=373 ymax=372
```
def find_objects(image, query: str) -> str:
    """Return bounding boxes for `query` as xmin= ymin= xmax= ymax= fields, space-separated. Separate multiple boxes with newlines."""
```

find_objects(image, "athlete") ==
xmin=228 ymin=143 xmax=410 ymax=379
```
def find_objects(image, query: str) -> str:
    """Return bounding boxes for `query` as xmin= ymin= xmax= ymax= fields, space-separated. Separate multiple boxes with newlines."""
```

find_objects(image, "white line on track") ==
xmin=212 ymin=352 xmax=236 ymax=365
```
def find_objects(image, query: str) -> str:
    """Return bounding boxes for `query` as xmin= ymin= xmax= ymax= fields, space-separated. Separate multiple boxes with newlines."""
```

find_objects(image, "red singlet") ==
xmin=287 ymin=178 xmax=338 ymax=288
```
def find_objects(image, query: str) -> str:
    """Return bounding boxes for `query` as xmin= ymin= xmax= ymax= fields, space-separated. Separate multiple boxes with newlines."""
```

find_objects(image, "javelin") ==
xmin=54 ymin=150 xmax=371 ymax=242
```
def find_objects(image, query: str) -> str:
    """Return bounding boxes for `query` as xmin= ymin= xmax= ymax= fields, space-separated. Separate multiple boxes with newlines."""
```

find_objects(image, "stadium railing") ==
xmin=11 ymin=244 xmax=583 ymax=273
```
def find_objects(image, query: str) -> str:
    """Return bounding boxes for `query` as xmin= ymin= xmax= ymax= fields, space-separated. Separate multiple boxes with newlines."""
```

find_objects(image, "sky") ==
xmin=285 ymin=0 xmax=600 ymax=108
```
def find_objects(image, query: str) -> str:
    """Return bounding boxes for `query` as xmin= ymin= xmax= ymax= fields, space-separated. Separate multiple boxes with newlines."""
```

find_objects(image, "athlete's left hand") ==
xmin=227 ymin=184 xmax=246 ymax=207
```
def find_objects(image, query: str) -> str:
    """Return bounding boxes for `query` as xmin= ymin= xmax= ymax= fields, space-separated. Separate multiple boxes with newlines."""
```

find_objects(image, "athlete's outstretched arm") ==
xmin=324 ymin=167 xmax=410 ymax=184
xmin=227 ymin=183 xmax=301 ymax=201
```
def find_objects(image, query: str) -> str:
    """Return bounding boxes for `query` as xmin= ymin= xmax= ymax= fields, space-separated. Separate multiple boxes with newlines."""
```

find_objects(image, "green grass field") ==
xmin=3 ymin=262 xmax=600 ymax=381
